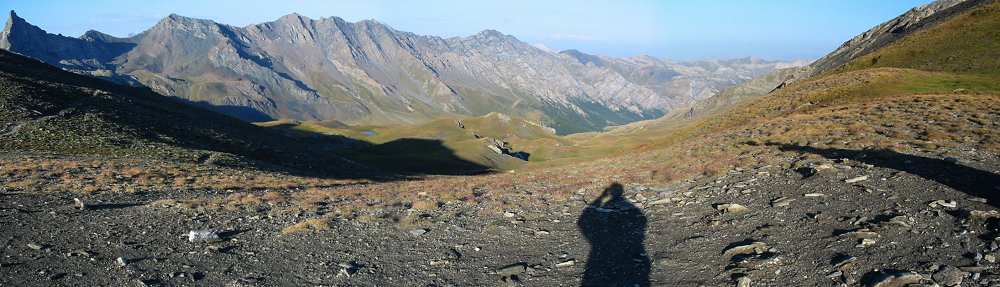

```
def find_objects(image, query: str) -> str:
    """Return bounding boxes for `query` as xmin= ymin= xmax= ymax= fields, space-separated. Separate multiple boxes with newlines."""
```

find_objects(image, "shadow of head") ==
xmin=605 ymin=182 xmax=624 ymax=198
xmin=771 ymin=143 xmax=1000 ymax=208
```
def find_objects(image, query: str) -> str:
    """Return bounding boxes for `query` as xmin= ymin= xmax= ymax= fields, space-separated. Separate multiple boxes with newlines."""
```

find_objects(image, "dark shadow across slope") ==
xmin=0 ymin=50 xmax=491 ymax=179
xmin=776 ymin=144 xmax=1000 ymax=208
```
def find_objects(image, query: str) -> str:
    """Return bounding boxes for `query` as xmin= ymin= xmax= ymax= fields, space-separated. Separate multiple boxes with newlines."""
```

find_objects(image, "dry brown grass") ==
xmin=0 ymin=157 xmax=366 ymax=194
xmin=4 ymin=65 xmax=997 ymax=239
xmin=281 ymin=218 xmax=331 ymax=235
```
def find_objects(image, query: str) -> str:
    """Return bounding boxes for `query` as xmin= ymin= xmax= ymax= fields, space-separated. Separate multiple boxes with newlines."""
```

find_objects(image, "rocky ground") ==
xmin=2 ymin=146 xmax=1000 ymax=287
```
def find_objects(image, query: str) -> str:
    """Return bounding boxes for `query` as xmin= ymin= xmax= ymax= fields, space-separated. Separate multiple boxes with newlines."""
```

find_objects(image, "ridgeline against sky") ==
xmin=1 ymin=0 xmax=932 ymax=60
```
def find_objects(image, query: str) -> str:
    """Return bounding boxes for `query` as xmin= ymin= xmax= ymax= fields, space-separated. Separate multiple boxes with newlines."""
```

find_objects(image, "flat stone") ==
xmin=886 ymin=216 xmax=912 ymax=228
xmin=958 ymin=266 xmax=989 ymax=272
xmin=648 ymin=198 xmax=672 ymax=206
xmin=857 ymin=238 xmax=876 ymax=248
xmin=723 ymin=241 xmax=769 ymax=258
xmin=496 ymin=262 xmax=527 ymax=276
xmin=933 ymin=265 xmax=967 ymax=286
xmin=554 ymin=260 xmax=575 ymax=268
xmin=845 ymin=175 xmax=869 ymax=183
xmin=771 ymin=197 xmax=794 ymax=207
xmin=408 ymin=229 xmax=428 ymax=237
xmin=865 ymin=271 xmax=924 ymax=287
xmin=841 ymin=228 xmax=879 ymax=239
xmin=187 ymin=230 xmax=221 ymax=243
xmin=714 ymin=203 xmax=749 ymax=214
xmin=928 ymin=200 xmax=957 ymax=208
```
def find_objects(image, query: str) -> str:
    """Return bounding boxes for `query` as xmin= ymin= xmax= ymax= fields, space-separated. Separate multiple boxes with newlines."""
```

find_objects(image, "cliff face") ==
xmin=0 ymin=11 xmax=135 ymax=78
xmin=2 ymin=12 xmax=795 ymax=134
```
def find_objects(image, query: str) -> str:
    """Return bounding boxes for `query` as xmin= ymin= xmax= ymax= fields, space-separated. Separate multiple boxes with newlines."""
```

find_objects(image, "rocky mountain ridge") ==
xmin=777 ymin=0 xmax=989 ymax=84
xmin=1 ymin=11 xmax=799 ymax=134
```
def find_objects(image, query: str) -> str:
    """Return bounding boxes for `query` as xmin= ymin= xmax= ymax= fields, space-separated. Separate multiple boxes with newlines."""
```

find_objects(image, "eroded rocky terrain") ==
xmin=3 ymin=146 xmax=998 ymax=286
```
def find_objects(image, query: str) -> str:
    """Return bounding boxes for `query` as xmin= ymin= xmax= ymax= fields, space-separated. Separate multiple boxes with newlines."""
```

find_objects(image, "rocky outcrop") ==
xmin=0 ymin=11 xmax=134 ymax=78
xmin=485 ymin=137 xmax=529 ymax=161
xmin=1 ymin=12 xmax=795 ymax=134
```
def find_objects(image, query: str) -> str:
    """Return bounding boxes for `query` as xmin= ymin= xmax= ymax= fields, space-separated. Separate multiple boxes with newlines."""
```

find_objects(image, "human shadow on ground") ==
xmin=775 ymin=144 xmax=1000 ymax=209
xmin=577 ymin=183 xmax=650 ymax=287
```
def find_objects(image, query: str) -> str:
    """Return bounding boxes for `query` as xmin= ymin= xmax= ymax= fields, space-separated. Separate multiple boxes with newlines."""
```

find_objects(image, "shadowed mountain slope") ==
xmin=0 ymin=49 xmax=368 ymax=176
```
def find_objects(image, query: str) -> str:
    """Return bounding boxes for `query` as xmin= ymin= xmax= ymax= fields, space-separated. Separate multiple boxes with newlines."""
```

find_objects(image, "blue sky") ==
xmin=2 ymin=0 xmax=932 ymax=61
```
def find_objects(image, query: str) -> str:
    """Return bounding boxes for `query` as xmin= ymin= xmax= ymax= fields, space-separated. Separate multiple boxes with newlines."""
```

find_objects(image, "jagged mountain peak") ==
xmin=155 ymin=13 xmax=218 ymax=29
xmin=79 ymin=30 xmax=123 ymax=42
xmin=475 ymin=29 xmax=503 ymax=36
xmin=6 ymin=10 xmax=24 ymax=26
xmin=2 ymin=10 xmax=49 ymax=50
xmin=473 ymin=29 xmax=513 ymax=40
xmin=4 ymin=10 xmax=35 ymax=32
xmin=279 ymin=12 xmax=307 ymax=20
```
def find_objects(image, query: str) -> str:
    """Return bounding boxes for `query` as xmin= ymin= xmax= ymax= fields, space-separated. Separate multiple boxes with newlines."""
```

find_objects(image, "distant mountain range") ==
xmin=0 ymin=11 xmax=802 ymax=134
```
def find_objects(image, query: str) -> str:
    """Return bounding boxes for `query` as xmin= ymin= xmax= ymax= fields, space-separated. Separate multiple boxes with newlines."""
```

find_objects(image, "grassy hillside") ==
xmin=834 ymin=0 xmax=1000 ymax=75
xmin=257 ymin=112 xmax=573 ymax=172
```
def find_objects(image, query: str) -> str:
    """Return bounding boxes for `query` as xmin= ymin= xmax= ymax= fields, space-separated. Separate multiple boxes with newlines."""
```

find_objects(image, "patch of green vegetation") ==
xmin=895 ymin=72 xmax=1000 ymax=94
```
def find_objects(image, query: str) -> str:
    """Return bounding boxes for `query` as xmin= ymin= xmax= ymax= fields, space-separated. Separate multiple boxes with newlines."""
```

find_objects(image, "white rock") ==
xmin=73 ymin=198 xmax=88 ymax=210
xmin=737 ymin=276 xmax=751 ymax=287
xmin=187 ymin=230 xmax=221 ymax=243
xmin=723 ymin=241 xmax=768 ymax=258
xmin=868 ymin=271 xmax=923 ymax=287
xmin=929 ymin=200 xmax=957 ymax=208
xmin=555 ymin=260 xmax=575 ymax=268
xmin=844 ymin=175 xmax=869 ymax=183
xmin=771 ymin=197 xmax=794 ymax=207
xmin=408 ymin=229 xmax=428 ymax=237
xmin=714 ymin=203 xmax=749 ymax=214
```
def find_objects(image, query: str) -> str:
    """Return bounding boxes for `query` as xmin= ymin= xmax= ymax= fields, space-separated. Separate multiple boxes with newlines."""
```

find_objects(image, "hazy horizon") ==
xmin=3 ymin=0 xmax=932 ymax=61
